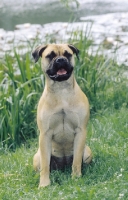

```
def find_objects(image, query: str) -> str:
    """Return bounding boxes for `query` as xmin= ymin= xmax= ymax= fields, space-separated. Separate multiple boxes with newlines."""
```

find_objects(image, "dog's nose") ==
xmin=56 ymin=57 xmax=66 ymax=63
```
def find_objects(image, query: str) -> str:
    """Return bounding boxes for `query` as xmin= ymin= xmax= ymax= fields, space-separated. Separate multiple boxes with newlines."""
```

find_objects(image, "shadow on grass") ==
xmin=47 ymin=151 xmax=121 ymax=186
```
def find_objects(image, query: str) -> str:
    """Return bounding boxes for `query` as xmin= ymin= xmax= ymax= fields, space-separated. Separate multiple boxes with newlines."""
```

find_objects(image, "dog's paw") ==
xmin=71 ymin=171 xmax=81 ymax=179
xmin=38 ymin=178 xmax=50 ymax=188
xmin=72 ymin=164 xmax=82 ymax=179
xmin=83 ymin=145 xmax=92 ymax=164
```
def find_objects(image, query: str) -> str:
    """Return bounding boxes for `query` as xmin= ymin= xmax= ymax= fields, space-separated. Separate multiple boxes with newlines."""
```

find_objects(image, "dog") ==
xmin=32 ymin=43 xmax=92 ymax=188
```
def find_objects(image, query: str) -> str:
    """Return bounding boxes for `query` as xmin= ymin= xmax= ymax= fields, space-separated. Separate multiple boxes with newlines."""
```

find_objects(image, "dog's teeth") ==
xmin=50 ymin=75 xmax=56 ymax=77
xmin=50 ymin=75 xmax=58 ymax=78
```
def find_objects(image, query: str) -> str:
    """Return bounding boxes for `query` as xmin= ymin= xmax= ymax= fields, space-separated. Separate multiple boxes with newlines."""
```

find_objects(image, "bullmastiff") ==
xmin=32 ymin=43 xmax=92 ymax=188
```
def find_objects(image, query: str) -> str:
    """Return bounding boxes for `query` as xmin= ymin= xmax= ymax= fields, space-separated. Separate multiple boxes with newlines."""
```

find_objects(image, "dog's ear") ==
xmin=32 ymin=45 xmax=47 ymax=63
xmin=68 ymin=44 xmax=80 ymax=60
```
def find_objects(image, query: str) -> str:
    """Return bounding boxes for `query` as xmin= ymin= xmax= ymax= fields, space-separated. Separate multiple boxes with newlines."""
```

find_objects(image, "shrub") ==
xmin=0 ymin=52 xmax=44 ymax=148
xmin=71 ymin=32 xmax=128 ymax=113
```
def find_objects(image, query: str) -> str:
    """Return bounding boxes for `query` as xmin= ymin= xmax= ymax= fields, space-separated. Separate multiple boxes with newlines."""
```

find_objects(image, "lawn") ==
xmin=0 ymin=107 xmax=128 ymax=200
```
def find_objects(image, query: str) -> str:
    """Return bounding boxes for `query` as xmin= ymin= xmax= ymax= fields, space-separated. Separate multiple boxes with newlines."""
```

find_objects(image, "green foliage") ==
xmin=70 ymin=31 xmax=128 ymax=112
xmin=0 ymin=52 xmax=44 ymax=148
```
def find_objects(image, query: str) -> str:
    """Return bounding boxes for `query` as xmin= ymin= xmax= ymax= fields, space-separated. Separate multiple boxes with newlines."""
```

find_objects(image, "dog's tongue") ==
xmin=57 ymin=68 xmax=67 ymax=75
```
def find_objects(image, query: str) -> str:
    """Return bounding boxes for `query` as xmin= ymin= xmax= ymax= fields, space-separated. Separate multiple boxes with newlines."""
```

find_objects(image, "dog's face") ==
xmin=32 ymin=44 xmax=79 ymax=82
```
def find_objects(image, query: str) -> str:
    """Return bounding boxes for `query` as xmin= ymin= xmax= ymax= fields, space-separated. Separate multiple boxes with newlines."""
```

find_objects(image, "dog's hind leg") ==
xmin=33 ymin=149 xmax=40 ymax=171
xmin=83 ymin=145 xmax=92 ymax=164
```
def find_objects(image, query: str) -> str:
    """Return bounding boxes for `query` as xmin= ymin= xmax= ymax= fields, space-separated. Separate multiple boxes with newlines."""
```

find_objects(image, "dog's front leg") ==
xmin=39 ymin=133 xmax=52 ymax=188
xmin=72 ymin=129 xmax=86 ymax=178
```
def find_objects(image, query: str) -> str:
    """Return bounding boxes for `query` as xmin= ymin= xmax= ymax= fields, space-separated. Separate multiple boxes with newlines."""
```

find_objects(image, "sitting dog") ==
xmin=32 ymin=44 xmax=92 ymax=188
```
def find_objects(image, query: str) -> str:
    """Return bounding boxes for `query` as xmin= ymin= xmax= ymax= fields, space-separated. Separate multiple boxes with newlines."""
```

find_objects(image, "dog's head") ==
xmin=32 ymin=44 xmax=79 ymax=82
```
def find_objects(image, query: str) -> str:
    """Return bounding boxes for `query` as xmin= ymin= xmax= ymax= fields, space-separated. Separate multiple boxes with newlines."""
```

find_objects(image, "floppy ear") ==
xmin=68 ymin=44 xmax=80 ymax=60
xmin=32 ymin=45 xmax=47 ymax=63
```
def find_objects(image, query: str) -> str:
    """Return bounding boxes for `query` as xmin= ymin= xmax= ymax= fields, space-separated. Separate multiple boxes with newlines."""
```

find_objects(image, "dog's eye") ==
xmin=46 ymin=51 xmax=56 ymax=60
xmin=63 ymin=51 xmax=72 ymax=59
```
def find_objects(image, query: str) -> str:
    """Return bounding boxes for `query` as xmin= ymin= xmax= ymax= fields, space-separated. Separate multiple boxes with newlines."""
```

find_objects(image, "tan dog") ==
xmin=32 ymin=44 xmax=92 ymax=188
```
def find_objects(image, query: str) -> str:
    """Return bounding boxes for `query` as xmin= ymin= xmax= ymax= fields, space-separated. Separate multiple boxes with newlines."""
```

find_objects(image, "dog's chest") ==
xmin=51 ymin=107 xmax=79 ymax=142
xmin=41 ymin=101 xmax=84 ymax=143
xmin=52 ymin=107 xmax=77 ymax=127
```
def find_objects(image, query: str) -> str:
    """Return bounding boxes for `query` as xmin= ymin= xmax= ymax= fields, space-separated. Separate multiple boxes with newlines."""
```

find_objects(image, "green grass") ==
xmin=0 ymin=107 xmax=128 ymax=199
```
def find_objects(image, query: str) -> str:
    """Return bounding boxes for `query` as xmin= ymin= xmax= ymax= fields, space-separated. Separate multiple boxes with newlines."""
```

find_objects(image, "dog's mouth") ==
xmin=46 ymin=58 xmax=73 ymax=82
xmin=57 ymin=68 xmax=67 ymax=75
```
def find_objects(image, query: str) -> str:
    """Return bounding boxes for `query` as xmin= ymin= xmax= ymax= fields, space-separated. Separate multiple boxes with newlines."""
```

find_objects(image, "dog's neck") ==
xmin=45 ymin=73 xmax=76 ymax=93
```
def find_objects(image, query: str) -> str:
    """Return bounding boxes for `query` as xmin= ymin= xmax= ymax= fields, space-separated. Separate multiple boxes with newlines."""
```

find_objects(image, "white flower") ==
xmin=119 ymin=193 xmax=124 ymax=197
xmin=120 ymin=168 xmax=124 ymax=172
xmin=117 ymin=174 xmax=122 ymax=178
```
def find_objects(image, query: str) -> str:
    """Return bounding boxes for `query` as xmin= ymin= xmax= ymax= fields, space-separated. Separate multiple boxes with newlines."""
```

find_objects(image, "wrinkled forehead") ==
xmin=42 ymin=44 xmax=73 ymax=57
